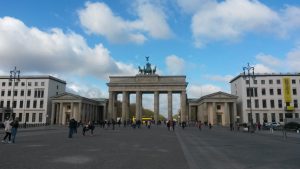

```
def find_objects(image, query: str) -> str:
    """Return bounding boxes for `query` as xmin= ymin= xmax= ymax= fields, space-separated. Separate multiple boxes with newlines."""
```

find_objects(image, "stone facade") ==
xmin=188 ymin=91 xmax=237 ymax=126
xmin=107 ymin=75 xmax=188 ymax=123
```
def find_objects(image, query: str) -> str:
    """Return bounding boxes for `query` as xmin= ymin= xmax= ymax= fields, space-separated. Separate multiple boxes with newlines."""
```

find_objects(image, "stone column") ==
xmin=71 ymin=102 xmax=74 ymax=119
xmin=78 ymin=102 xmax=82 ymax=122
xmin=136 ymin=91 xmax=142 ymax=121
xmin=224 ymin=102 xmax=230 ymax=126
xmin=122 ymin=91 xmax=128 ymax=122
xmin=51 ymin=102 xmax=55 ymax=125
xmin=197 ymin=105 xmax=201 ymax=122
xmin=154 ymin=91 xmax=159 ymax=124
xmin=62 ymin=104 xmax=66 ymax=125
xmin=212 ymin=102 xmax=216 ymax=125
xmin=113 ymin=93 xmax=118 ymax=120
xmin=188 ymin=105 xmax=192 ymax=122
xmin=168 ymin=91 xmax=172 ymax=120
xmin=59 ymin=102 xmax=63 ymax=125
xmin=126 ymin=93 xmax=130 ymax=122
xmin=108 ymin=91 xmax=113 ymax=121
xmin=180 ymin=91 xmax=187 ymax=122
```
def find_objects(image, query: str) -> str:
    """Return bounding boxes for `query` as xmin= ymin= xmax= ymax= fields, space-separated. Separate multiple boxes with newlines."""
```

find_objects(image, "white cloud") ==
xmin=0 ymin=16 xmax=137 ymax=80
xmin=185 ymin=0 xmax=300 ymax=47
xmin=205 ymin=75 xmax=234 ymax=82
xmin=256 ymin=53 xmax=281 ymax=67
xmin=177 ymin=0 xmax=214 ymax=14
xmin=78 ymin=1 xmax=172 ymax=44
xmin=188 ymin=84 xmax=223 ymax=98
xmin=286 ymin=46 xmax=300 ymax=72
xmin=67 ymin=82 xmax=104 ymax=98
xmin=165 ymin=55 xmax=185 ymax=75
xmin=253 ymin=64 xmax=275 ymax=74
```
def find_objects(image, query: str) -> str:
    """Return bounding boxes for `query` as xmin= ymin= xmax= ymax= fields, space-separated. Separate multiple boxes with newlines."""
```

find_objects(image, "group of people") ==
xmin=2 ymin=117 xmax=19 ymax=144
xmin=68 ymin=119 xmax=95 ymax=138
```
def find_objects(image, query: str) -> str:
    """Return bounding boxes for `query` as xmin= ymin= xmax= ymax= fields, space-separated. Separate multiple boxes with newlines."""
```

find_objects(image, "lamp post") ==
xmin=243 ymin=63 xmax=255 ymax=133
xmin=9 ymin=66 xmax=20 ymax=119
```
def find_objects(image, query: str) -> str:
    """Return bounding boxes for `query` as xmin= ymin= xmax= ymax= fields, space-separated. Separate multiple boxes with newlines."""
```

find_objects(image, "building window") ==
xmin=8 ymin=90 xmax=11 ymax=96
xmin=276 ymin=79 xmax=280 ymax=84
xmin=33 ymin=100 xmax=37 ymax=108
xmin=7 ymin=101 xmax=10 ymax=108
xmin=18 ymin=113 xmax=22 ymax=122
xmin=279 ymin=113 xmax=283 ymax=122
xmin=13 ymin=101 xmax=17 ymax=108
xmin=21 ymin=90 xmax=24 ymax=96
xmin=270 ymin=100 xmax=275 ymax=108
xmin=27 ymin=90 xmax=31 ymax=96
xmin=35 ymin=82 xmax=38 ymax=86
xmin=269 ymin=80 xmax=273 ymax=84
xmin=293 ymin=88 xmax=297 ymax=95
xmin=255 ymin=99 xmax=259 ymax=108
xmin=292 ymin=79 xmax=296 ymax=84
xmin=26 ymin=100 xmax=30 ymax=108
xmin=8 ymin=82 xmax=12 ymax=86
xmin=277 ymin=89 xmax=281 ymax=95
xmin=271 ymin=113 xmax=276 ymax=122
xmin=261 ymin=80 xmax=265 ymax=84
xmin=21 ymin=82 xmax=25 ymax=86
xmin=253 ymin=80 xmax=257 ymax=84
xmin=41 ymin=82 xmax=45 ymax=86
xmin=286 ymin=102 xmax=290 ymax=107
xmin=247 ymin=99 xmax=251 ymax=108
xmin=247 ymin=87 xmax=258 ymax=97
xmin=0 ymin=101 xmax=4 ymax=108
xmin=263 ymin=113 xmax=268 ymax=122
xmin=40 ymin=100 xmax=44 ymax=108
xmin=39 ymin=113 xmax=43 ymax=122
xmin=255 ymin=113 xmax=260 ymax=123
xmin=2 ymin=82 xmax=5 ymax=86
xmin=14 ymin=90 xmax=17 ymax=96
xmin=296 ymin=113 xmax=299 ymax=118
xmin=28 ymin=82 xmax=31 ymax=86
xmin=26 ymin=113 xmax=29 ymax=122
xmin=278 ymin=100 xmax=282 ymax=108
xmin=34 ymin=89 xmax=45 ymax=98
xmin=1 ymin=90 xmax=4 ymax=96
xmin=261 ymin=88 xmax=266 ymax=95
xmin=20 ymin=100 xmax=23 ymax=108
xmin=294 ymin=100 xmax=298 ymax=108
xmin=269 ymin=88 xmax=274 ymax=95
xmin=56 ymin=85 xmax=59 ymax=89
xmin=15 ymin=82 xmax=18 ymax=86
xmin=32 ymin=113 xmax=36 ymax=122
xmin=262 ymin=99 xmax=267 ymax=108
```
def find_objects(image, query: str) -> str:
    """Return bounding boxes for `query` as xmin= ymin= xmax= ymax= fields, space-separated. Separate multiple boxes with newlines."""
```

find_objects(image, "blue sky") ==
xmin=1 ymin=0 xmax=300 ymax=116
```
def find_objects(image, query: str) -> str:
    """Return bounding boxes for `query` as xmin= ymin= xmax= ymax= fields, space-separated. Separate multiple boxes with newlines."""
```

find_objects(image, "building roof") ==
xmin=189 ymin=91 xmax=238 ymax=103
xmin=229 ymin=72 xmax=300 ymax=83
xmin=51 ymin=92 xmax=107 ymax=103
xmin=0 ymin=75 xmax=66 ymax=84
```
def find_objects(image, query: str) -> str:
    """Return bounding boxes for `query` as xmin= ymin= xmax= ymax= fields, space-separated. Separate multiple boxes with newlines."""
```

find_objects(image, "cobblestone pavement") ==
xmin=0 ymin=125 xmax=300 ymax=169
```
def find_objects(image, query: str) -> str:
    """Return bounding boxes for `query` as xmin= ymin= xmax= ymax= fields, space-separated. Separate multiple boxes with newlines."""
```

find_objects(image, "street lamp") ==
xmin=9 ymin=66 xmax=20 ymax=119
xmin=243 ymin=63 xmax=255 ymax=133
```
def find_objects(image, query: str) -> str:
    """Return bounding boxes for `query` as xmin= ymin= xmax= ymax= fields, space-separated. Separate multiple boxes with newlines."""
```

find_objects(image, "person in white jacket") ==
xmin=2 ymin=117 xmax=13 ymax=143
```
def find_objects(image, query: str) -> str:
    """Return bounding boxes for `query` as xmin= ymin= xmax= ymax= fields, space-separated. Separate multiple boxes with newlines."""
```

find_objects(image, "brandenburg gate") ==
xmin=107 ymin=57 xmax=188 ymax=123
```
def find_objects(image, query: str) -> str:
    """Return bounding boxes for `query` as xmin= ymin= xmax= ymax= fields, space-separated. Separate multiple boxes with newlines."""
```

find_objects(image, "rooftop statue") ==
xmin=138 ymin=56 xmax=156 ymax=75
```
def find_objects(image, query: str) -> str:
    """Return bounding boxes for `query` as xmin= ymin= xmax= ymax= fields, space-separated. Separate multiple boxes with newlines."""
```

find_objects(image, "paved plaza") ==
xmin=1 ymin=125 xmax=300 ymax=169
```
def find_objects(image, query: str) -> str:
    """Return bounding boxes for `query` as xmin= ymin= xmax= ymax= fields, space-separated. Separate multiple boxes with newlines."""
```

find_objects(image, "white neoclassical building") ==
xmin=0 ymin=75 xmax=66 ymax=124
xmin=188 ymin=91 xmax=237 ymax=126
xmin=230 ymin=73 xmax=300 ymax=124
xmin=50 ymin=92 xmax=108 ymax=125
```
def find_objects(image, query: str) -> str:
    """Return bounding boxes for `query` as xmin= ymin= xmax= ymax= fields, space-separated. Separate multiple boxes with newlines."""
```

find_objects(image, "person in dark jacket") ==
xmin=11 ymin=117 xmax=19 ymax=143
xmin=68 ymin=118 xmax=77 ymax=138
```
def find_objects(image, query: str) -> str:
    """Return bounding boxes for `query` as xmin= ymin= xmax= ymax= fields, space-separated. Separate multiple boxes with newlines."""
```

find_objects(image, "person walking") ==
xmin=68 ymin=118 xmax=76 ymax=138
xmin=11 ymin=117 xmax=19 ymax=143
xmin=2 ymin=117 xmax=13 ymax=144
xmin=198 ymin=121 xmax=202 ymax=131
xmin=88 ymin=121 xmax=95 ymax=135
xmin=147 ymin=120 xmax=151 ymax=129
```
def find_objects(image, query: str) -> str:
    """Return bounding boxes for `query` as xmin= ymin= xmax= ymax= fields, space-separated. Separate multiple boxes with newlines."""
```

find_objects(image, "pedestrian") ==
xmin=258 ymin=122 xmax=261 ymax=131
xmin=68 ymin=118 xmax=76 ymax=138
xmin=230 ymin=123 xmax=233 ymax=131
xmin=2 ymin=117 xmax=13 ymax=144
xmin=172 ymin=121 xmax=175 ymax=131
xmin=147 ymin=120 xmax=151 ymax=129
xmin=82 ymin=123 xmax=89 ymax=136
xmin=181 ymin=121 xmax=186 ymax=130
xmin=209 ymin=123 xmax=212 ymax=129
xmin=112 ymin=119 xmax=116 ymax=130
xmin=89 ymin=121 xmax=95 ymax=135
xmin=198 ymin=121 xmax=202 ymax=131
xmin=167 ymin=120 xmax=170 ymax=131
xmin=11 ymin=117 xmax=19 ymax=143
